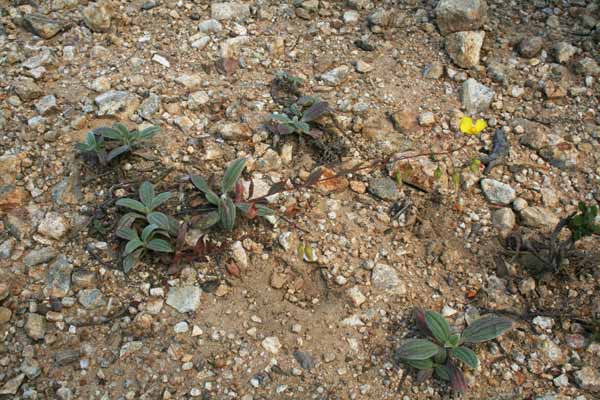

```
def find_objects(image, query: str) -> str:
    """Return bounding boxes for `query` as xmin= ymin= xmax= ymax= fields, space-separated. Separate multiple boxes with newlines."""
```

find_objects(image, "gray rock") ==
xmin=211 ymin=2 xmax=250 ymax=20
xmin=188 ymin=91 xmax=209 ymax=110
xmin=553 ymin=42 xmax=578 ymax=64
xmin=261 ymin=336 xmax=282 ymax=354
xmin=371 ymin=263 xmax=406 ymax=294
xmin=435 ymin=0 xmax=487 ymax=35
xmin=37 ymin=212 xmax=68 ymax=240
xmin=575 ymin=57 xmax=600 ymax=76
xmin=518 ymin=36 xmax=543 ymax=58
xmin=71 ymin=270 xmax=97 ymax=289
xmin=166 ymin=286 xmax=201 ymax=313
xmin=0 ymin=238 xmax=14 ymax=259
xmin=445 ymin=31 xmax=484 ymax=68
xmin=574 ymin=367 xmax=600 ymax=390
xmin=343 ymin=10 xmax=360 ymax=25
xmin=461 ymin=78 xmax=494 ymax=113
xmin=46 ymin=256 xmax=73 ymax=298
xmin=95 ymin=91 xmax=137 ymax=116
xmin=538 ymin=145 xmax=578 ymax=170
xmin=14 ymin=77 xmax=43 ymax=101
xmin=0 ymin=307 xmax=11 ymax=324
xmin=35 ymin=95 xmax=57 ymax=115
xmin=367 ymin=8 xmax=392 ymax=27
xmin=492 ymin=208 xmax=515 ymax=235
xmin=56 ymin=387 xmax=73 ymax=400
xmin=22 ymin=13 xmax=65 ymax=39
xmin=119 ymin=341 xmax=143 ymax=358
xmin=481 ymin=179 xmax=515 ymax=205
xmin=294 ymin=350 xmax=316 ymax=369
xmin=174 ymin=321 xmax=189 ymax=333
xmin=20 ymin=359 xmax=41 ymax=379
xmin=198 ymin=19 xmax=223 ymax=33
xmin=211 ymin=121 xmax=252 ymax=141
xmin=53 ymin=349 xmax=80 ymax=366
xmin=78 ymin=289 xmax=106 ymax=309
xmin=320 ymin=66 xmax=350 ymax=86
xmin=25 ymin=313 xmax=46 ymax=340
xmin=82 ymin=3 xmax=112 ymax=32
xmin=0 ymin=373 xmax=25 ymax=395
xmin=24 ymin=247 xmax=58 ymax=266
xmin=519 ymin=207 xmax=559 ymax=229
xmin=138 ymin=93 xmax=161 ymax=118
xmin=368 ymin=177 xmax=402 ymax=201
xmin=22 ymin=49 xmax=53 ymax=69
xmin=423 ymin=62 xmax=444 ymax=79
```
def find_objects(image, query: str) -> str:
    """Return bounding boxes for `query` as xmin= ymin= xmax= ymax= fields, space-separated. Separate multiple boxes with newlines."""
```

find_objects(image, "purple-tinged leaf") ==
xmin=301 ymin=101 xmax=329 ymax=122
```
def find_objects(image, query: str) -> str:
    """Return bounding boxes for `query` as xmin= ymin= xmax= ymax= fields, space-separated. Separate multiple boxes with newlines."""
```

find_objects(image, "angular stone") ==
xmin=95 ymin=91 xmax=138 ymax=116
xmin=574 ymin=367 xmax=600 ymax=390
xmin=261 ymin=336 xmax=282 ymax=354
xmin=35 ymin=95 xmax=57 ymax=115
xmin=120 ymin=341 xmax=143 ymax=358
xmin=46 ymin=256 xmax=73 ymax=298
xmin=371 ymin=263 xmax=406 ymax=295
xmin=78 ymin=289 xmax=106 ymax=309
xmin=368 ymin=177 xmax=402 ymax=201
xmin=445 ymin=31 xmax=484 ymax=68
xmin=14 ymin=77 xmax=43 ymax=101
xmin=82 ymin=3 xmax=112 ymax=32
xmin=0 ymin=307 xmax=11 ymax=324
xmin=175 ymin=74 xmax=203 ymax=90
xmin=25 ymin=313 xmax=46 ymax=340
xmin=320 ymin=66 xmax=350 ymax=86
xmin=22 ymin=49 xmax=53 ymax=69
xmin=22 ymin=13 xmax=65 ymax=39
xmin=481 ymin=179 xmax=515 ymax=205
xmin=198 ymin=19 xmax=222 ymax=33
xmin=138 ymin=93 xmax=161 ymax=118
xmin=492 ymin=208 xmax=516 ymax=236
xmin=519 ymin=207 xmax=559 ymax=229
xmin=166 ymin=286 xmax=201 ymax=313
xmin=0 ymin=185 xmax=28 ymax=212
xmin=315 ymin=167 xmax=348 ymax=193
xmin=71 ymin=270 xmax=97 ymax=289
xmin=38 ymin=212 xmax=68 ymax=240
xmin=24 ymin=247 xmax=58 ymax=266
xmin=0 ymin=374 xmax=25 ymax=395
xmin=519 ymin=36 xmax=543 ymax=58
xmin=346 ymin=287 xmax=366 ymax=307
xmin=293 ymin=350 xmax=316 ymax=369
xmin=211 ymin=121 xmax=252 ymax=141
xmin=188 ymin=91 xmax=209 ymax=110
xmin=461 ymin=78 xmax=494 ymax=113
xmin=575 ymin=57 xmax=600 ymax=76
xmin=435 ymin=0 xmax=487 ymax=35
xmin=553 ymin=42 xmax=578 ymax=64
xmin=211 ymin=2 xmax=250 ymax=20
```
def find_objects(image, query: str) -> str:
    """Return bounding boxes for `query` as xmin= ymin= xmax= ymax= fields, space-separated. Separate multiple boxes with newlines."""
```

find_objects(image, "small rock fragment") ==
xmin=480 ymin=179 xmax=516 ymax=205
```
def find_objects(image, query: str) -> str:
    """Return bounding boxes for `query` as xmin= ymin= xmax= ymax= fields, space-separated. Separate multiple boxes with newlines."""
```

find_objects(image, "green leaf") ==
xmin=462 ymin=315 xmax=513 ymax=343
xmin=139 ymin=181 xmax=155 ymax=208
xmin=296 ymin=121 xmax=310 ymax=133
xmin=433 ymin=346 xmax=447 ymax=364
xmin=150 ymin=192 xmax=171 ymax=210
xmin=255 ymin=204 xmax=274 ymax=216
xmin=122 ymin=252 xmax=140 ymax=274
xmin=106 ymin=145 xmax=131 ymax=161
xmin=218 ymin=196 xmax=236 ymax=231
xmin=114 ymin=123 xmax=130 ymax=139
xmin=405 ymin=358 xmax=434 ymax=370
xmin=146 ymin=238 xmax=174 ymax=253
xmin=191 ymin=175 xmax=219 ymax=205
xmin=141 ymin=224 xmax=159 ymax=242
xmin=116 ymin=227 xmax=139 ymax=241
xmin=116 ymin=212 xmax=146 ymax=230
xmin=446 ymin=333 xmax=461 ymax=348
xmin=425 ymin=311 xmax=450 ymax=343
xmin=395 ymin=339 xmax=439 ymax=361
xmin=139 ymin=125 xmax=160 ymax=140
xmin=221 ymin=158 xmax=247 ymax=194
xmin=434 ymin=365 xmax=450 ymax=381
xmin=271 ymin=113 xmax=293 ymax=123
xmin=116 ymin=198 xmax=148 ymax=214
xmin=124 ymin=239 xmax=144 ymax=256
xmin=192 ymin=211 xmax=220 ymax=230
xmin=97 ymin=127 xmax=122 ymax=140
xmin=450 ymin=347 xmax=478 ymax=369
xmin=147 ymin=212 xmax=172 ymax=232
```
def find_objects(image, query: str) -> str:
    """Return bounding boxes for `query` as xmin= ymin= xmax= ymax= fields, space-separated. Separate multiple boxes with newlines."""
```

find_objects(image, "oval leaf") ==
xmin=425 ymin=310 xmax=450 ymax=343
xmin=434 ymin=365 xmax=450 ymax=381
xmin=147 ymin=212 xmax=171 ymax=232
xmin=218 ymin=196 xmax=236 ymax=231
xmin=139 ymin=182 xmax=155 ymax=208
xmin=117 ymin=212 xmax=146 ymax=230
xmin=107 ymin=145 xmax=131 ymax=161
xmin=95 ymin=127 xmax=122 ymax=140
xmin=301 ymin=101 xmax=329 ymax=122
xmin=191 ymin=175 xmax=219 ymax=205
xmin=150 ymin=192 xmax=171 ymax=210
xmin=462 ymin=315 xmax=513 ymax=343
xmin=448 ymin=361 xmax=467 ymax=393
xmin=116 ymin=198 xmax=147 ymax=214
xmin=124 ymin=239 xmax=143 ymax=256
xmin=139 ymin=125 xmax=160 ymax=139
xmin=116 ymin=227 xmax=139 ymax=241
xmin=395 ymin=339 xmax=439 ymax=361
xmin=450 ymin=346 xmax=478 ymax=369
xmin=146 ymin=238 xmax=174 ymax=253
xmin=405 ymin=358 xmax=434 ymax=370
xmin=221 ymin=158 xmax=247 ymax=194
xmin=141 ymin=223 xmax=159 ymax=242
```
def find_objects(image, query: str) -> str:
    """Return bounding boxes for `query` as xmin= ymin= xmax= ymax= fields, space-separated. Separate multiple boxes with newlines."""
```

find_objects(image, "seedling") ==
xmin=269 ymin=97 xmax=330 ymax=139
xmin=115 ymin=181 xmax=178 ymax=272
xmin=395 ymin=309 xmax=513 ymax=393
xmin=568 ymin=202 xmax=599 ymax=241
xmin=190 ymin=157 xmax=274 ymax=231
xmin=75 ymin=123 xmax=160 ymax=164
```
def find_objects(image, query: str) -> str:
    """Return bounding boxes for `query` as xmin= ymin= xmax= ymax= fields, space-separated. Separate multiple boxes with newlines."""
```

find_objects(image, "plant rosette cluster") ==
xmin=115 ymin=181 xmax=179 ymax=272
xmin=190 ymin=157 xmax=275 ymax=231
xmin=395 ymin=309 xmax=513 ymax=393
xmin=75 ymin=123 xmax=160 ymax=165
xmin=269 ymin=96 xmax=330 ymax=139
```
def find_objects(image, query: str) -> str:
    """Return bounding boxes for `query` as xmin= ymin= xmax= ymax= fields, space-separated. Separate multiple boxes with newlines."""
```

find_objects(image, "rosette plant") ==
xmin=394 ymin=309 xmax=513 ymax=393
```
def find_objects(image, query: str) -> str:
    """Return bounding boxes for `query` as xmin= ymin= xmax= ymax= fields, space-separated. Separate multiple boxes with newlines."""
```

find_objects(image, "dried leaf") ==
xmin=226 ymin=262 xmax=241 ymax=278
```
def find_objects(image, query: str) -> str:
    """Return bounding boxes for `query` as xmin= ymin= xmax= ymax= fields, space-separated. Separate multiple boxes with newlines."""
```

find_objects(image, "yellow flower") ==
xmin=460 ymin=117 xmax=487 ymax=135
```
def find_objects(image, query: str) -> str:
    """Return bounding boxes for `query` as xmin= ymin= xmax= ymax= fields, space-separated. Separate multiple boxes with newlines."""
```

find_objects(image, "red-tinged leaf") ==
xmin=246 ymin=202 xmax=257 ymax=220
xmin=175 ymin=223 xmax=187 ymax=251
xmin=248 ymin=179 xmax=254 ymax=200
xmin=447 ymin=361 xmax=467 ymax=393
xmin=301 ymin=101 xmax=330 ymax=122
xmin=235 ymin=181 xmax=244 ymax=203
xmin=415 ymin=309 xmax=434 ymax=338
xmin=226 ymin=262 xmax=241 ymax=278
xmin=306 ymin=129 xmax=324 ymax=140
xmin=305 ymin=168 xmax=324 ymax=187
